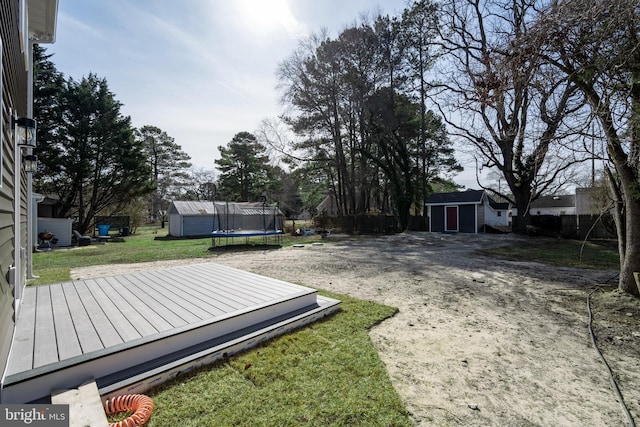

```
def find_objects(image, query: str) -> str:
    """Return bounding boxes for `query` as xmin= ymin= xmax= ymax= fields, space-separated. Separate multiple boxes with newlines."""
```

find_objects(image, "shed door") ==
xmin=445 ymin=206 xmax=458 ymax=231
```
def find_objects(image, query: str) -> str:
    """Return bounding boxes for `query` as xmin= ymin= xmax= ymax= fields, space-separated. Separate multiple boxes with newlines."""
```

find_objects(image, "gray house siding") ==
xmin=0 ymin=0 xmax=30 ymax=385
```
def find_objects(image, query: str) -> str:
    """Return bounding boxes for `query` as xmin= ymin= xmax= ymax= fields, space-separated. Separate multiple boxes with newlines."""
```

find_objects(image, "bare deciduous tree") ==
xmin=434 ymin=0 xmax=588 ymax=234
xmin=529 ymin=0 xmax=640 ymax=296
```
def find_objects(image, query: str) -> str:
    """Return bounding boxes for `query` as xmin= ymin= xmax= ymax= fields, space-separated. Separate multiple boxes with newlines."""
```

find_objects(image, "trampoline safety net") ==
xmin=213 ymin=201 xmax=283 ymax=232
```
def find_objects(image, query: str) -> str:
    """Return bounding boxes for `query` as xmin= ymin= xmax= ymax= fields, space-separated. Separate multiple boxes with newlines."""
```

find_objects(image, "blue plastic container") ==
xmin=97 ymin=224 xmax=111 ymax=236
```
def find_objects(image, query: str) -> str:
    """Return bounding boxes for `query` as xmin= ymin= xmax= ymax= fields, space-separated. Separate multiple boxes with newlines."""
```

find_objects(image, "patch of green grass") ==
xmin=480 ymin=237 xmax=619 ymax=269
xmin=147 ymin=291 xmax=411 ymax=427
xmin=30 ymin=227 xmax=334 ymax=285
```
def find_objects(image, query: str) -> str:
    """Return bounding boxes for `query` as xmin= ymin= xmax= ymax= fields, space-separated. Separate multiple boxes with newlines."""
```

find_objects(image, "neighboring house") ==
xmin=575 ymin=187 xmax=611 ymax=215
xmin=425 ymin=189 xmax=511 ymax=233
xmin=36 ymin=193 xmax=64 ymax=217
xmin=0 ymin=0 xmax=58 ymax=397
xmin=486 ymin=198 xmax=511 ymax=228
xmin=512 ymin=194 xmax=576 ymax=217
xmin=316 ymin=194 xmax=339 ymax=217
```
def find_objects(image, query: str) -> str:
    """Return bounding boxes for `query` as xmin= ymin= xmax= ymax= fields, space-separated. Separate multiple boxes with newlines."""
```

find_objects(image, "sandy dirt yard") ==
xmin=71 ymin=232 xmax=640 ymax=426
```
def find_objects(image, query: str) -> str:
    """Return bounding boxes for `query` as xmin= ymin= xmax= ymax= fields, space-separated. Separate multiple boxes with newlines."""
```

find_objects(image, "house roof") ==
xmin=316 ymin=194 xmax=338 ymax=215
xmin=489 ymin=201 xmax=510 ymax=210
xmin=487 ymin=196 xmax=509 ymax=210
xmin=425 ymin=189 xmax=485 ymax=205
xmin=530 ymin=195 xmax=575 ymax=209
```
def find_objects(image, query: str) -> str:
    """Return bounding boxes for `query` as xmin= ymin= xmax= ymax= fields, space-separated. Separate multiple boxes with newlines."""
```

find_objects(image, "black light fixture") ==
xmin=23 ymin=155 xmax=37 ymax=173
xmin=14 ymin=117 xmax=37 ymax=147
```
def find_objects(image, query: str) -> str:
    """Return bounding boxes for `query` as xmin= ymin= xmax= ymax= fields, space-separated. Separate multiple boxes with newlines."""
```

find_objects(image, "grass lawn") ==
xmin=30 ymin=226 xmax=328 ymax=285
xmin=145 ymin=292 xmax=411 ymax=427
xmin=479 ymin=237 xmax=620 ymax=270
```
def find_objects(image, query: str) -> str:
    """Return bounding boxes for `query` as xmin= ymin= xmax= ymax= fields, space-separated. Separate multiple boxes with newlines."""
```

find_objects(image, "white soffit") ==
xmin=28 ymin=0 xmax=58 ymax=44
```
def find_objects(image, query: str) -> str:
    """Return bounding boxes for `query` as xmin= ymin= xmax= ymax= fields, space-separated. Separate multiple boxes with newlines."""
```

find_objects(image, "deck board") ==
xmin=73 ymin=281 xmax=123 ymax=348
xmin=180 ymin=267 xmax=275 ymax=304
xmin=99 ymin=277 xmax=163 ymax=336
xmin=127 ymin=272 xmax=211 ymax=322
xmin=84 ymin=279 xmax=142 ymax=343
xmin=60 ymin=282 xmax=104 ymax=354
xmin=33 ymin=287 xmax=58 ymax=368
xmin=143 ymin=268 xmax=251 ymax=312
xmin=141 ymin=269 xmax=240 ymax=314
xmin=50 ymin=284 xmax=82 ymax=360
xmin=183 ymin=265 xmax=297 ymax=305
xmin=112 ymin=274 xmax=191 ymax=328
xmin=8 ymin=287 xmax=37 ymax=375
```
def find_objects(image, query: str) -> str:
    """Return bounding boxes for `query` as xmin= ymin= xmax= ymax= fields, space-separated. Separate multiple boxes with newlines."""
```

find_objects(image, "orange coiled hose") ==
xmin=104 ymin=394 xmax=154 ymax=427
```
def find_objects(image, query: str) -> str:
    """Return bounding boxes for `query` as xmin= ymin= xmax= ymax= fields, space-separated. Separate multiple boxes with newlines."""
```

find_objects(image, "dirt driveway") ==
xmin=73 ymin=232 xmax=640 ymax=426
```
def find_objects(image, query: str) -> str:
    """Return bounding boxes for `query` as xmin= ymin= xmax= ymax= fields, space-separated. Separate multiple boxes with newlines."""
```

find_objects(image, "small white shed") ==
xmin=168 ymin=201 xmax=217 ymax=237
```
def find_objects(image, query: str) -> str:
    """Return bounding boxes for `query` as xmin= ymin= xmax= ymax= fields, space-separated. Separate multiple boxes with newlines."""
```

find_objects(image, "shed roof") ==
xmin=169 ymin=201 xmax=215 ymax=215
xmin=425 ymin=189 xmax=485 ymax=205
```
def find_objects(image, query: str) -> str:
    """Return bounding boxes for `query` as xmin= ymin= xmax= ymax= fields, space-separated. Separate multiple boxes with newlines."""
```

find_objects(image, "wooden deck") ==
xmin=1 ymin=263 xmax=340 ymax=403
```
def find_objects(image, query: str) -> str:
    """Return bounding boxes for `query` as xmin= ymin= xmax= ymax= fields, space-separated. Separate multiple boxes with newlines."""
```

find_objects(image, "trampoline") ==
xmin=210 ymin=229 xmax=283 ymax=248
xmin=210 ymin=201 xmax=284 ymax=248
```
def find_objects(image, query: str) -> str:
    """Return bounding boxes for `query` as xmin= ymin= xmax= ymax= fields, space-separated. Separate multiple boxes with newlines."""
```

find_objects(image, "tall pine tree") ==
xmin=137 ymin=125 xmax=192 ymax=222
xmin=215 ymin=132 xmax=273 ymax=202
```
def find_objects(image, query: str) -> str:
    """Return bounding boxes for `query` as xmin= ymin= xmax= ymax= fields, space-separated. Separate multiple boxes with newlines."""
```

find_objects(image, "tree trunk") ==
xmin=620 ymin=198 xmax=640 ymax=296
xmin=512 ymin=188 xmax=533 ymax=235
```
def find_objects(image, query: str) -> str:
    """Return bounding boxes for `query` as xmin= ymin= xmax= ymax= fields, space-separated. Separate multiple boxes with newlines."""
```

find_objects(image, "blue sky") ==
xmin=48 ymin=0 xmax=479 ymax=187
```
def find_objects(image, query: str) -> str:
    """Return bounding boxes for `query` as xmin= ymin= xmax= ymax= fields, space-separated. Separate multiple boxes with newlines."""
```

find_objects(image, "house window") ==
xmin=497 ymin=211 xmax=502 ymax=216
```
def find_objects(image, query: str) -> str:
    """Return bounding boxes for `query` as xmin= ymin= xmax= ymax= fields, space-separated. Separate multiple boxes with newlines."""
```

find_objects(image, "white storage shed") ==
xmin=168 ymin=201 xmax=217 ymax=237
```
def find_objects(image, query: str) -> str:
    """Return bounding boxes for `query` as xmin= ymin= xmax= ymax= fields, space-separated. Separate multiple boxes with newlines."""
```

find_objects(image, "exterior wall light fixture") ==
xmin=23 ymin=154 xmax=37 ymax=173
xmin=14 ymin=117 xmax=37 ymax=147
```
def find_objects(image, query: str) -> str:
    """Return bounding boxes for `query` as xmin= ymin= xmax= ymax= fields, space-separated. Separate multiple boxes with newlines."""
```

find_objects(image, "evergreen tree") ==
xmin=33 ymin=45 xmax=65 ymax=179
xmin=215 ymin=132 xmax=273 ymax=201
xmin=35 ymin=73 xmax=153 ymax=233
xmin=136 ymin=125 xmax=192 ymax=222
